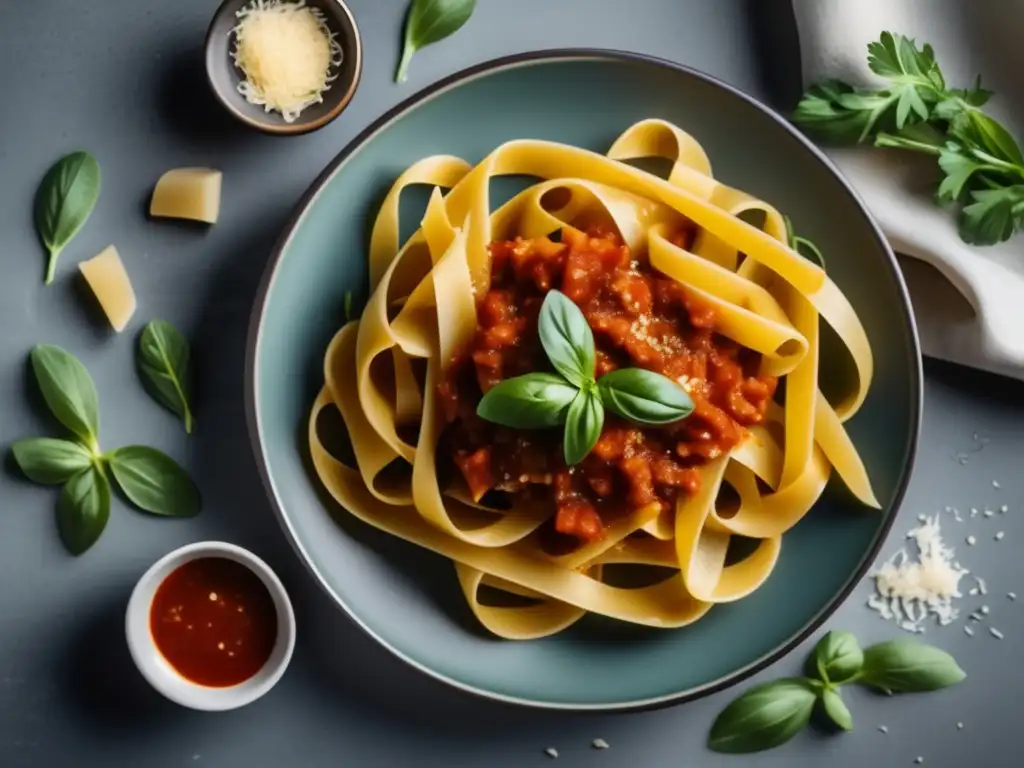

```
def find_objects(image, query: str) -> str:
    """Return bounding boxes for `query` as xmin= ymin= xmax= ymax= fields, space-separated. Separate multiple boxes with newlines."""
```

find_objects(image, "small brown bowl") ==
xmin=205 ymin=0 xmax=363 ymax=136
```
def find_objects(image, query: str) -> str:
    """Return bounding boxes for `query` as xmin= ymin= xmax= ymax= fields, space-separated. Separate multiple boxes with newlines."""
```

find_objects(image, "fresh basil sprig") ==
xmin=34 ymin=151 xmax=101 ymax=285
xmin=475 ymin=290 xmax=694 ymax=465
xmin=137 ymin=320 xmax=195 ymax=434
xmin=708 ymin=630 xmax=965 ymax=754
xmin=793 ymin=31 xmax=1024 ymax=245
xmin=11 ymin=345 xmax=201 ymax=555
xmin=395 ymin=0 xmax=476 ymax=83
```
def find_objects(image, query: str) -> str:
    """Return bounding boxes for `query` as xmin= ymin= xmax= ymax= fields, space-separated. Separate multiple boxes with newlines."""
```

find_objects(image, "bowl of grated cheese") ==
xmin=206 ymin=0 xmax=362 ymax=136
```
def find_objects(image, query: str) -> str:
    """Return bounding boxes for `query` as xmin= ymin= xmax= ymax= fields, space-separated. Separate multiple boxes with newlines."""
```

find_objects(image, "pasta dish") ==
xmin=308 ymin=119 xmax=877 ymax=639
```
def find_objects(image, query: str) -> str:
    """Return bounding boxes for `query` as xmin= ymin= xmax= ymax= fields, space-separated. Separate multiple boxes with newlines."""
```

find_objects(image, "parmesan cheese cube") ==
xmin=78 ymin=246 xmax=136 ymax=332
xmin=150 ymin=168 xmax=222 ymax=224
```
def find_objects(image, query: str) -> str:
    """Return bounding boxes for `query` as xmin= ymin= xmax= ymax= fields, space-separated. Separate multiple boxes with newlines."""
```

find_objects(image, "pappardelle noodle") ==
xmin=309 ymin=119 xmax=878 ymax=640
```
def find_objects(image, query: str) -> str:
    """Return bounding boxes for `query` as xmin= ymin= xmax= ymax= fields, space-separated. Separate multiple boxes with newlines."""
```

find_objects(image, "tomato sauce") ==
xmin=438 ymin=227 xmax=778 ymax=549
xmin=150 ymin=557 xmax=278 ymax=688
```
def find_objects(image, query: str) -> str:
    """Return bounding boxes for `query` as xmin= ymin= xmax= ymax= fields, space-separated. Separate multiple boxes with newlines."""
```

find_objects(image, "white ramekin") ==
xmin=125 ymin=541 xmax=296 ymax=711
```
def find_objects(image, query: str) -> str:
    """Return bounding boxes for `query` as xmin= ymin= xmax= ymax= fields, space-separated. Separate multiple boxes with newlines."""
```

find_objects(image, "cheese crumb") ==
xmin=231 ymin=0 xmax=343 ymax=123
xmin=957 ymin=722 xmax=964 ymax=730
xmin=544 ymin=747 xmax=559 ymax=759
xmin=966 ymin=535 xmax=976 ymax=546
xmin=1000 ymin=504 xmax=1009 ymax=513
xmin=996 ymin=531 xmax=1005 ymax=541
xmin=878 ymin=725 xmax=889 ymax=734
xmin=964 ymin=626 xmax=974 ymax=636
xmin=592 ymin=739 xmax=610 ymax=750
xmin=1008 ymin=592 xmax=1017 ymax=601
xmin=868 ymin=515 xmax=968 ymax=631
xmin=991 ymin=627 xmax=1005 ymax=639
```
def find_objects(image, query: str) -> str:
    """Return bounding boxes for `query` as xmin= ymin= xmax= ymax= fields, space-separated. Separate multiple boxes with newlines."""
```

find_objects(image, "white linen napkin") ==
xmin=791 ymin=0 xmax=1024 ymax=380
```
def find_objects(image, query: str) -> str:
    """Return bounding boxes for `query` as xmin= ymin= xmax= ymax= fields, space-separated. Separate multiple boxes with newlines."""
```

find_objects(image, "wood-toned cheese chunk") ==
xmin=150 ymin=168 xmax=222 ymax=224
xmin=78 ymin=246 xmax=136 ymax=332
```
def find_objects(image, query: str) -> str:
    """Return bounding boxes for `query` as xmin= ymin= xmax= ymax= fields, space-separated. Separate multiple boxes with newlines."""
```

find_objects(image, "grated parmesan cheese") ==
xmin=868 ymin=515 xmax=968 ymax=632
xmin=231 ymin=0 xmax=343 ymax=123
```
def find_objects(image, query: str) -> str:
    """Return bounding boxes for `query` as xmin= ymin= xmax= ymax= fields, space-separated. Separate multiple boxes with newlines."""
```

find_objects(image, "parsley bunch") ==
xmin=793 ymin=31 xmax=1024 ymax=246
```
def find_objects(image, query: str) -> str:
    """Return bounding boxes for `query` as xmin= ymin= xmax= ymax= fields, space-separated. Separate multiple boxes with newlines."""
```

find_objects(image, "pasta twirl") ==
xmin=308 ymin=118 xmax=878 ymax=640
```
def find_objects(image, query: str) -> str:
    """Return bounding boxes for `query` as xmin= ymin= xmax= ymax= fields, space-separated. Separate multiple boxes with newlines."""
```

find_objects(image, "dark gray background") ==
xmin=0 ymin=1 xmax=1020 ymax=766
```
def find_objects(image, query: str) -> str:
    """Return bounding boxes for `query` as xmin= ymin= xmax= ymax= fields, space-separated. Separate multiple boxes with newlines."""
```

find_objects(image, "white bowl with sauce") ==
xmin=125 ymin=541 xmax=296 ymax=711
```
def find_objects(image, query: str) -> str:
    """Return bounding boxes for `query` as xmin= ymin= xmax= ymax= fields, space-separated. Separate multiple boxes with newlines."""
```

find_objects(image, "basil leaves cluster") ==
xmin=476 ymin=290 xmax=694 ymax=465
xmin=12 ymin=345 xmax=200 ymax=555
xmin=708 ymin=631 xmax=966 ymax=754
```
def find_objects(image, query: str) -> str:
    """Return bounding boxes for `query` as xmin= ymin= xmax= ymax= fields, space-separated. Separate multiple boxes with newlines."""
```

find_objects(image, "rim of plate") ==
xmin=244 ymin=49 xmax=923 ymax=713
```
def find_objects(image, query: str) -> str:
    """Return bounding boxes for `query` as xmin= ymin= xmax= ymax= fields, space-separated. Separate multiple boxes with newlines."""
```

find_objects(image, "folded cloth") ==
xmin=791 ymin=0 xmax=1024 ymax=380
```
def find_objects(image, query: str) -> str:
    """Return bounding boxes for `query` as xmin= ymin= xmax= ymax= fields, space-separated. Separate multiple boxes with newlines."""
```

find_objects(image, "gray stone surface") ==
xmin=0 ymin=0 xmax=1019 ymax=765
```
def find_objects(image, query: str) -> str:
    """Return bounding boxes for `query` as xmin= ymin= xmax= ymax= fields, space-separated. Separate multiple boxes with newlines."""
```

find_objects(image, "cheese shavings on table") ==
xmin=868 ymin=514 xmax=969 ymax=633
xmin=231 ymin=0 xmax=343 ymax=123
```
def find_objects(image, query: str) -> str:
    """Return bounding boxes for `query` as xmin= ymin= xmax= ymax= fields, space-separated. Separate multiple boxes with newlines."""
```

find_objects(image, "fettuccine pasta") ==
xmin=308 ymin=119 xmax=878 ymax=640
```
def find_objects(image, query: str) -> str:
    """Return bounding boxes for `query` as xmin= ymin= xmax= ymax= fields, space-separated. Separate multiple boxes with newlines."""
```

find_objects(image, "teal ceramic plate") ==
xmin=246 ymin=51 xmax=921 ymax=711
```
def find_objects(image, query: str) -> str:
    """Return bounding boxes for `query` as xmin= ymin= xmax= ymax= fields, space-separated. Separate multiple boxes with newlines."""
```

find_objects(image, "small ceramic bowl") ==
xmin=205 ymin=0 xmax=363 ymax=136
xmin=125 ymin=541 xmax=296 ymax=711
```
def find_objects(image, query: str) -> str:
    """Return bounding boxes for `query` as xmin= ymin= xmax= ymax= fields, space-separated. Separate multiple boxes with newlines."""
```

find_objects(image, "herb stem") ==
xmin=395 ymin=44 xmax=414 ymax=83
xmin=44 ymin=247 xmax=59 ymax=285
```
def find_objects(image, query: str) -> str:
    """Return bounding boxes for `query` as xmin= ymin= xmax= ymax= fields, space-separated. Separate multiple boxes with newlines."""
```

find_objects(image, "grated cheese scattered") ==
xmin=868 ymin=515 xmax=968 ymax=632
xmin=231 ymin=0 xmax=343 ymax=123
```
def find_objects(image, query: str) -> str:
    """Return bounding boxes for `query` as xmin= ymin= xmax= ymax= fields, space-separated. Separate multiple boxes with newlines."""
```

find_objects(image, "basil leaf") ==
xmin=34 ymin=151 xmax=101 ymax=284
xmin=137 ymin=320 xmax=195 ymax=434
xmin=563 ymin=390 xmax=604 ymax=465
xmin=860 ymin=638 xmax=965 ymax=692
xmin=57 ymin=466 xmax=110 ymax=555
xmin=476 ymin=373 xmax=578 ymax=429
xmin=12 ymin=438 xmax=93 ymax=485
xmin=395 ymin=0 xmax=476 ymax=83
xmin=820 ymin=688 xmax=853 ymax=732
xmin=708 ymin=678 xmax=817 ymax=754
xmin=809 ymin=630 xmax=863 ymax=685
xmin=538 ymin=290 xmax=596 ymax=388
xmin=107 ymin=446 xmax=201 ymax=517
xmin=30 ymin=345 xmax=101 ymax=450
xmin=597 ymin=368 xmax=693 ymax=425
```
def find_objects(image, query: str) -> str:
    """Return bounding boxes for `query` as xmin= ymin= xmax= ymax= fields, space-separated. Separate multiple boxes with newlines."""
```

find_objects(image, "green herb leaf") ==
xmin=708 ymin=678 xmax=818 ymax=754
xmin=137 ymin=320 xmax=195 ymax=434
xmin=395 ymin=0 xmax=476 ymax=83
xmin=937 ymin=146 xmax=989 ymax=204
xmin=597 ymin=368 xmax=693 ymax=425
xmin=784 ymin=215 xmax=827 ymax=269
xmin=33 ymin=151 xmax=101 ymax=285
xmin=792 ymin=81 xmax=873 ymax=143
xmin=809 ymin=630 xmax=863 ymax=685
xmin=30 ymin=345 xmax=100 ymax=450
xmin=963 ymin=111 xmax=1024 ymax=166
xmin=959 ymin=186 xmax=1024 ymax=245
xmin=860 ymin=638 xmax=966 ymax=692
xmin=538 ymin=289 xmax=596 ymax=388
xmin=57 ymin=466 xmax=110 ymax=555
xmin=563 ymin=389 xmax=604 ymax=465
xmin=476 ymin=373 xmax=579 ymax=429
xmin=107 ymin=446 xmax=200 ymax=517
xmin=12 ymin=438 xmax=93 ymax=485
xmin=820 ymin=688 xmax=853 ymax=732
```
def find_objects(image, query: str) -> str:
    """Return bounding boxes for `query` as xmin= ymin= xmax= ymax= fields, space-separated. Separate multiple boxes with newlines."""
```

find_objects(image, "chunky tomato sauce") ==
xmin=438 ymin=227 xmax=777 ymax=548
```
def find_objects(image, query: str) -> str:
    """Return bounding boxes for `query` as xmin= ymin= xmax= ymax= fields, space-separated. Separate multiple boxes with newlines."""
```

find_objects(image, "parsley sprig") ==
xmin=793 ymin=31 xmax=1024 ymax=245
